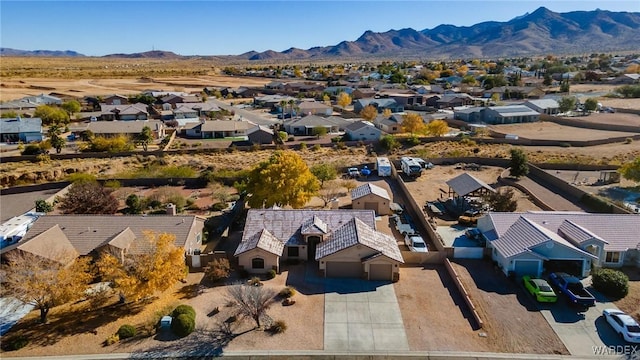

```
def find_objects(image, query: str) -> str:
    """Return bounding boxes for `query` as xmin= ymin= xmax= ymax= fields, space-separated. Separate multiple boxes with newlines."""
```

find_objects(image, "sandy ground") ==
xmin=451 ymin=259 xmax=569 ymax=355
xmin=489 ymin=122 xmax=638 ymax=141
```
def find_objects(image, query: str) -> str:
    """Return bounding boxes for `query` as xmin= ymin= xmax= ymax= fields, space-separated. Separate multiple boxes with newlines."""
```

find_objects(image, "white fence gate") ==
xmin=453 ymin=247 xmax=484 ymax=259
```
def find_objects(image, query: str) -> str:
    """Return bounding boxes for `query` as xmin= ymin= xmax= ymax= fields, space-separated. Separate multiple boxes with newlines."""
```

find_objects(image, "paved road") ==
xmin=208 ymin=99 xmax=280 ymax=127
xmin=538 ymin=284 xmax=634 ymax=357
xmin=323 ymin=278 xmax=409 ymax=352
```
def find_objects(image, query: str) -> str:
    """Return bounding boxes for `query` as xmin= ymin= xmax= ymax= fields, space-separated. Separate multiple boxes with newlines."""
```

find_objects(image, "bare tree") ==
xmin=226 ymin=284 xmax=277 ymax=328
xmin=0 ymin=251 xmax=92 ymax=323
xmin=318 ymin=180 xmax=343 ymax=207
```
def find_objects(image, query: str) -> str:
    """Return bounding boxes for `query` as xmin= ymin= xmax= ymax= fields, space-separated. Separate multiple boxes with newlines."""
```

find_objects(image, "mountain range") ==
xmin=3 ymin=7 xmax=640 ymax=60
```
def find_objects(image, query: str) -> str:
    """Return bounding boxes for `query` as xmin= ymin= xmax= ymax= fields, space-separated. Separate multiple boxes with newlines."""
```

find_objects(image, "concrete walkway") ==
xmin=323 ymin=279 xmax=409 ymax=352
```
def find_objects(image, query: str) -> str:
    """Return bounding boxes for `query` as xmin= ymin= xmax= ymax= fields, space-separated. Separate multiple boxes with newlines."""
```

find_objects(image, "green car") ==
xmin=523 ymin=275 xmax=558 ymax=303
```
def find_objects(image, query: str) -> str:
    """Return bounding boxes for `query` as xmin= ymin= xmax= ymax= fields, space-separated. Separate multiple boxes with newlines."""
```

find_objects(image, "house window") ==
xmin=605 ymin=252 xmax=621 ymax=263
xmin=287 ymin=247 xmax=299 ymax=257
xmin=252 ymin=258 xmax=265 ymax=269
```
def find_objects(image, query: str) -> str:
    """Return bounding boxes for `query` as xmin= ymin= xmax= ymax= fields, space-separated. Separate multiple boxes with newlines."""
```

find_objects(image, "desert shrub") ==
xmin=104 ymin=333 xmax=119 ymax=346
xmin=171 ymin=313 xmax=195 ymax=337
xmin=171 ymin=304 xmax=196 ymax=320
xmin=267 ymin=269 xmax=277 ymax=279
xmin=250 ymin=143 xmax=261 ymax=152
xmin=625 ymin=138 xmax=633 ymax=144
xmin=312 ymin=144 xmax=321 ymax=151
xmin=248 ymin=276 xmax=262 ymax=286
xmin=68 ymin=172 xmax=97 ymax=183
xmin=117 ymin=324 xmax=137 ymax=339
xmin=405 ymin=135 xmax=420 ymax=146
xmin=299 ymin=142 xmax=307 ymax=151
xmin=2 ymin=335 xmax=29 ymax=351
xmin=279 ymin=286 xmax=296 ymax=298
xmin=591 ymin=268 xmax=629 ymax=299
xmin=103 ymin=180 xmax=121 ymax=189
xmin=209 ymin=202 xmax=228 ymax=211
xmin=270 ymin=320 xmax=287 ymax=334
xmin=204 ymin=258 xmax=231 ymax=282
xmin=21 ymin=144 xmax=44 ymax=155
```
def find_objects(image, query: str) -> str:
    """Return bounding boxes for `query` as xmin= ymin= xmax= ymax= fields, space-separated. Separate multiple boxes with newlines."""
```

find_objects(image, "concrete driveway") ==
xmin=324 ymin=278 xmax=409 ymax=352
xmin=538 ymin=287 xmax=635 ymax=357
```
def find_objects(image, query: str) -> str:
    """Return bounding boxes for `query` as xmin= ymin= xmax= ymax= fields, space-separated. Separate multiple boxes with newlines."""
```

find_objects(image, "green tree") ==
xmin=135 ymin=126 xmax=153 ymax=151
xmin=129 ymin=93 xmax=157 ymax=105
xmin=618 ymin=157 xmax=640 ymax=183
xmin=61 ymin=100 xmax=81 ymax=117
xmin=125 ymin=194 xmax=143 ymax=214
xmin=312 ymin=126 xmax=328 ymax=139
xmin=558 ymin=96 xmax=576 ymax=113
xmin=543 ymin=73 xmax=553 ymax=86
xmin=35 ymin=199 xmax=54 ymax=213
xmin=583 ymin=98 xmax=598 ymax=113
xmin=244 ymin=150 xmax=320 ymax=209
xmin=380 ymin=134 xmax=400 ymax=153
xmin=34 ymin=105 xmax=69 ymax=126
xmin=484 ymin=188 xmax=518 ymax=212
xmin=47 ymin=124 xmax=65 ymax=154
xmin=1 ymin=111 xmax=18 ymax=118
xmin=560 ymin=79 xmax=570 ymax=93
xmin=509 ymin=148 xmax=529 ymax=178
xmin=310 ymin=163 xmax=337 ymax=186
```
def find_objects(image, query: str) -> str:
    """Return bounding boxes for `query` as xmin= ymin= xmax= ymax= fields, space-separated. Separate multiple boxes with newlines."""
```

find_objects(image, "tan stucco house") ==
xmin=351 ymin=183 xmax=392 ymax=215
xmin=234 ymin=209 xmax=403 ymax=280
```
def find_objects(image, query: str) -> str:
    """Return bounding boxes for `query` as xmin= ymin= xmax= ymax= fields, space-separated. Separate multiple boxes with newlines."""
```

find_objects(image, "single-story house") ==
xmin=477 ymin=212 xmax=640 ymax=278
xmin=483 ymin=86 xmax=545 ymax=100
xmin=284 ymin=115 xmax=351 ymax=136
xmin=185 ymin=119 xmax=252 ymax=139
xmin=179 ymin=102 xmax=221 ymax=117
xmin=161 ymin=94 xmax=201 ymax=106
xmin=84 ymin=120 xmax=165 ymax=139
xmin=298 ymin=101 xmax=332 ymax=116
xmin=99 ymin=103 xmax=149 ymax=121
xmin=524 ymin=99 xmax=560 ymax=116
xmin=345 ymin=120 xmax=381 ymax=141
xmin=483 ymin=105 xmax=540 ymax=124
xmin=612 ymin=73 xmax=640 ymax=84
xmin=435 ymin=94 xmax=476 ymax=109
xmin=102 ymin=94 xmax=129 ymax=105
xmin=247 ymin=125 xmax=274 ymax=144
xmin=0 ymin=117 xmax=43 ymax=143
xmin=351 ymin=183 xmax=392 ymax=215
xmin=234 ymin=209 xmax=403 ymax=281
xmin=21 ymin=93 xmax=62 ymax=105
xmin=374 ymin=114 xmax=404 ymax=134
xmin=0 ymin=100 xmax=40 ymax=111
xmin=0 ymin=214 xmax=205 ymax=264
xmin=353 ymin=98 xmax=404 ymax=114
xmin=376 ymin=90 xmax=424 ymax=107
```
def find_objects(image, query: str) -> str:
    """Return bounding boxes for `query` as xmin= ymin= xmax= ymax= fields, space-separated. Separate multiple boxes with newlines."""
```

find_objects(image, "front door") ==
xmin=307 ymin=236 xmax=321 ymax=261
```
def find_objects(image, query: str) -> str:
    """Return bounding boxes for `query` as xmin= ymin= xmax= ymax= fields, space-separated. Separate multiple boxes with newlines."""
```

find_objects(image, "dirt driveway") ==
xmin=451 ymin=259 xmax=569 ymax=355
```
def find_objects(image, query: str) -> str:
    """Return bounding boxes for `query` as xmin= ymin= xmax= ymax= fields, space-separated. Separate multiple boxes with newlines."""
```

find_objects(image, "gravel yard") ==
xmin=489 ymin=122 xmax=639 ymax=141
xmin=451 ymin=259 xmax=569 ymax=355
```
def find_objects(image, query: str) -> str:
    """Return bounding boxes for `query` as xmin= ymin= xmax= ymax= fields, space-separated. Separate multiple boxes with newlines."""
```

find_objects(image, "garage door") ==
xmin=513 ymin=260 xmax=540 ymax=278
xmin=326 ymin=262 xmax=363 ymax=278
xmin=369 ymin=263 xmax=392 ymax=281
xmin=364 ymin=202 xmax=378 ymax=213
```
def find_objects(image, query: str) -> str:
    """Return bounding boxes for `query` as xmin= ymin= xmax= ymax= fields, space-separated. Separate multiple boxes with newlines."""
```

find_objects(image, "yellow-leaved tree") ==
xmin=337 ymin=92 xmax=352 ymax=109
xmin=245 ymin=150 xmax=320 ymax=209
xmin=96 ymin=231 xmax=186 ymax=302
xmin=360 ymin=104 xmax=378 ymax=121
xmin=382 ymin=108 xmax=393 ymax=118
xmin=1 ymin=251 xmax=93 ymax=323
xmin=401 ymin=113 xmax=427 ymax=135
xmin=426 ymin=119 xmax=449 ymax=137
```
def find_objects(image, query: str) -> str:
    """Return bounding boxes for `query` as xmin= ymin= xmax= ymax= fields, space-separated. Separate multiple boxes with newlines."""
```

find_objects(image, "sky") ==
xmin=1 ymin=1 xmax=638 ymax=56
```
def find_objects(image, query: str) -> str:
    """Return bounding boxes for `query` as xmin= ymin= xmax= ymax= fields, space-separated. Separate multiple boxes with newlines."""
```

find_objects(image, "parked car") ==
xmin=404 ymin=233 xmax=428 ymax=253
xmin=464 ymin=228 xmax=482 ymax=240
xmin=602 ymin=309 xmax=640 ymax=343
xmin=523 ymin=275 xmax=558 ymax=303
xmin=548 ymin=272 xmax=596 ymax=309
xmin=347 ymin=167 xmax=360 ymax=178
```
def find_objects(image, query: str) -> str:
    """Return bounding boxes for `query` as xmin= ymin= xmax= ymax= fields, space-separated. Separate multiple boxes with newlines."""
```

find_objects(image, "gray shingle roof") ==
xmin=486 ymin=212 xmax=639 ymax=252
xmin=557 ymin=220 xmax=608 ymax=247
xmin=525 ymin=99 xmax=559 ymax=109
xmin=351 ymin=183 xmax=390 ymax=201
xmin=488 ymin=105 xmax=539 ymax=116
xmin=12 ymin=215 xmax=202 ymax=256
xmin=445 ymin=172 xmax=495 ymax=197
xmin=234 ymin=229 xmax=284 ymax=256
xmin=0 ymin=117 xmax=42 ymax=134
xmin=315 ymin=217 xmax=403 ymax=263
xmin=345 ymin=120 xmax=376 ymax=132
xmin=200 ymin=120 xmax=251 ymax=132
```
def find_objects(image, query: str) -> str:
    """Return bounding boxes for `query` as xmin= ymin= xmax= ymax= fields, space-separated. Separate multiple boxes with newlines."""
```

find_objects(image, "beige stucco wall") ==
xmin=318 ymin=244 xmax=400 ymax=277
xmin=352 ymin=194 xmax=391 ymax=215
xmin=281 ymin=245 xmax=308 ymax=261
xmin=237 ymin=248 xmax=279 ymax=274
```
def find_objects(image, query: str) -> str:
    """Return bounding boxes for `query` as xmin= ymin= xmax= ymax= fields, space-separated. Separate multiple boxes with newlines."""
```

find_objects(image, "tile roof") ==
xmin=100 ymin=102 xmax=148 ymax=115
xmin=14 ymin=224 xmax=78 ymax=264
xmin=351 ymin=183 xmax=391 ymax=201
xmin=200 ymin=120 xmax=251 ymax=132
xmin=486 ymin=212 xmax=639 ymax=252
xmin=86 ymin=120 xmax=163 ymax=135
xmin=234 ymin=229 xmax=284 ymax=256
xmin=315 ymin=217 xmax=403 ymax=263
xmin=0 ymin=117 xmax=42 ymax=133
xmin=445 ymin=172 xmax=495 ymax=197
xmin=10 ymin=215 xmax=202 ymax=256
xmin=345 ymin=120 xmax=376 ymax=132
xmin=557 ymin=220 xmax=608 ymax=247
xmin=241 ymin=209 xmax=377 ymax=249
xmin=300 ymin=215 xmax=329 ymax=235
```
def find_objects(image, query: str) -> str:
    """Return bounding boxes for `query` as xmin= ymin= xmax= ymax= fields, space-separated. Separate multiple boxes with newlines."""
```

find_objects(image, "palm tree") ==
xmin=279 ymin=100 xmax=287 ymax=123
xmin=288 ymin=99 xmax=295 ymax=119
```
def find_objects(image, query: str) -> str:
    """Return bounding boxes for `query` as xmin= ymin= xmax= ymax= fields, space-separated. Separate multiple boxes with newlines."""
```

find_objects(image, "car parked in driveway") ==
xmin=602 ymin=309 xmax=640 ymax=343
xmin=523 ymin=275 xmax=557 ymax=303
xmin=404 ymin=233 xmax=428 ymax=252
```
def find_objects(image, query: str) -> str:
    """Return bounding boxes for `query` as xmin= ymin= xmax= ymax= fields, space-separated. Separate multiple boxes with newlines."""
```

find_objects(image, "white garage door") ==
xmin=326 ymin=262 xmax=363 ymax=278
xmin=369 ymin=263 xmax=392 ymax=281
xmin=513 ymin=260 xmax=540 ymax=278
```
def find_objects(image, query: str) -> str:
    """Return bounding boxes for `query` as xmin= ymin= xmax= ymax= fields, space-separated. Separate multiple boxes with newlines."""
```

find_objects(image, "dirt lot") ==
xmin=613 ymin=267 xmax=640 ymax=323
xmin=489 ymin=122 xmax=639 ymax=141
xmin=394 ymin=266 xmax=491 ymax=351
xmin=2 ymin=264 xmax=324 ymax=357
xmin=451 ymin=259 xmax=569 ymax=355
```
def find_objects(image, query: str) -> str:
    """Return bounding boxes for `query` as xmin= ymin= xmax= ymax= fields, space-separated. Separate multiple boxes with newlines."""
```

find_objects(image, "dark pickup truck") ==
xmin=548 ymin=272 xmax=596 ymax=308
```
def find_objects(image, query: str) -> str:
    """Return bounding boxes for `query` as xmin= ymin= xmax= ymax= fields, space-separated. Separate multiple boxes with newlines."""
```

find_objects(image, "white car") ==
xmin=602 ymin=309 xmax=640 ymax=343
xmin=404 ymin=234 xmax=428 ymax=253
